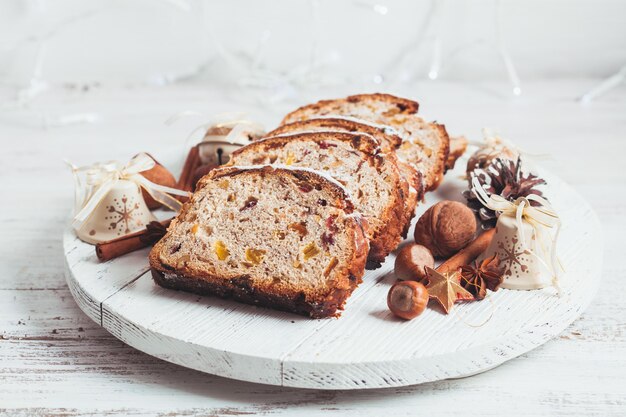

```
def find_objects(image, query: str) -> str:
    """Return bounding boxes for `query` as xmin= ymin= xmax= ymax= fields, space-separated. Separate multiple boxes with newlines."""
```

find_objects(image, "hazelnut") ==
xmin=414 ymin=201 xmax=476 ymax=258
xmin=394 ymin=244 xmax=434 ymax=282
xmin=139 ymin=153 xmax=177 ymax=210
xmin=387 ymin=281 xmax=429 ymax=320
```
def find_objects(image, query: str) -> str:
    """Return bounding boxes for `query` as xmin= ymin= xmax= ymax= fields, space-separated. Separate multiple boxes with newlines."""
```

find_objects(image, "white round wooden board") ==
xmin=63 ymin=157 xmax=602 ymax=390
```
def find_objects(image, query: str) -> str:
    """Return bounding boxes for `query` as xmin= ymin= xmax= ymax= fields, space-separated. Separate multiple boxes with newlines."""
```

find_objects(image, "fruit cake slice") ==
xmin=265 ymin=117 xmax=422 ymax=237
xmin=281 ymin=93 xmax=450 ymax=191
xmin=266 ymin=116 xmax=403 ymax=151
xmin=150 ymin=165 xmax=368 ymax=318
xmin=227 ymin=131 xmax=406 ymax=267
xmin=445 ymin=135 xmax=468 ymax=172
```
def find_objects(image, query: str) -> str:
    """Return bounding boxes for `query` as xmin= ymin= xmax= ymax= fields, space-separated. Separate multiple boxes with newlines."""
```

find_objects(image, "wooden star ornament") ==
xmin=424 ymin=267 xmax=474 ymax=314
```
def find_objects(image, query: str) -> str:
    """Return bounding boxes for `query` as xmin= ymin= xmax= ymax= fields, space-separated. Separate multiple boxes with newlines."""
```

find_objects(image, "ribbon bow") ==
xmin=67 ymin=153 xmax=190 ymax=230
xmin=471 ymin=177 xmax=562 ymax=292
xmin=165 ymin=111 xmax=265 ymax=145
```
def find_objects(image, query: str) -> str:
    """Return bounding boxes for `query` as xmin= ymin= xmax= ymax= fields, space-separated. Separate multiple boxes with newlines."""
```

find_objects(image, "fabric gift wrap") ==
xmin=68 ymin=153 xmax=188 ymax=244
xmin=472 ymin=178 xmax=562 ymax=292
xmin=198 ymin=120 xmax=265 ymax=166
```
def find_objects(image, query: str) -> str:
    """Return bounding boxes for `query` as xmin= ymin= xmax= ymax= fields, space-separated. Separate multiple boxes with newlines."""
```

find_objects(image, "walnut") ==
xmin=413 ymin=201 xmax=476 ymax=258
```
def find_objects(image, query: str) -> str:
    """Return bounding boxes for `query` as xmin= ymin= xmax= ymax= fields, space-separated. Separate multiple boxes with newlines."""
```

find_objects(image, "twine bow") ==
xmin=67 ymin=153 xmax=190 ymax=230
xmin=471 ymin=177 xmax=562 ymax=292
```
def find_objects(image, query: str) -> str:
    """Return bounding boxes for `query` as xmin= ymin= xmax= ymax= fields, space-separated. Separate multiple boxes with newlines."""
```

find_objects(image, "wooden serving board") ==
xmin=63 ymin=161 xmax=602 ymax=390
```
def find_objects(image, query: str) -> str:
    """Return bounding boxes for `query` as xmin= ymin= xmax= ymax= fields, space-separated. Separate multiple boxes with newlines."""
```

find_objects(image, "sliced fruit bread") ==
xmin=265 ymin=117 xmax=422 ymax=237
xmin=150 ymin=165 xmax=369 ymax=318
xmin=227 ymin=131 xmax=406 ymax=267
xmin=281 ymin=93 xmax=450 ymax=191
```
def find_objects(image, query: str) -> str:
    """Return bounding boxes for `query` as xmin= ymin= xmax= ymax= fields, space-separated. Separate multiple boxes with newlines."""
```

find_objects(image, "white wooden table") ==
xmin=1 ymin=79 xmax=624 ymax=416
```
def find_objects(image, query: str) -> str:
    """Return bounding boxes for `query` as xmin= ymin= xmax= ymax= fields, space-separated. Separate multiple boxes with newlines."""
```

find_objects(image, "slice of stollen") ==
xmin=266 ymin=117 xmax=422 ymax=237
xmin=150 ymin=165 xmax=369 ymax=318
xmin=227 ymin=131 xmax=406 ymax=267
xmin=281 ymin=93 xmax=450 ymax=191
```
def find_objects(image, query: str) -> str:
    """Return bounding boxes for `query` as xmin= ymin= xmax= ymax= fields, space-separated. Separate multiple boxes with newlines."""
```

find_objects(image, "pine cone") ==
xmin=464 ymin=157 xmax=546 ymax=229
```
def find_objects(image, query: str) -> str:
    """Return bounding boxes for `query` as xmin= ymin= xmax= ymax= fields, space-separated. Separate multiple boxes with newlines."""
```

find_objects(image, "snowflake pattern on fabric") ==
xmin=105 ymin=195 xmax=143 ymax=236
xmin=494 ymin=227 xmax=532 ymax=277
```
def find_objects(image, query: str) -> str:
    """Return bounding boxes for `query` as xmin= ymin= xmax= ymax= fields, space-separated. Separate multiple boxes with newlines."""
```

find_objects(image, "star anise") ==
xmin=463 ymin=157 xmax=546 ymax=229
xmin=459 ymin=255 xmax=504 ymax=300
xmin=139 ymin=221 xmax=169 ymax=246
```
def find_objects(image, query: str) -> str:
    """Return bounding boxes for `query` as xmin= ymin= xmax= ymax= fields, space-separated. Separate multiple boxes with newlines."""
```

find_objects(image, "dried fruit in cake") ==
xmin=265 ymin=116 xmax=422 ymax=238
xmin=149 ymin=165 xmax=369 ymax=318
xmin=280 ymin=93 xmax=450 ymax=192
xmin=228 ymin=131 xmax=406 ymax=267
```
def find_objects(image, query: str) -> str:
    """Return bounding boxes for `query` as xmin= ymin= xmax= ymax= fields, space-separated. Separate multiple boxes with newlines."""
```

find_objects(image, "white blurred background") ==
xmin=1 ymin=0 xmax=625 ymax=104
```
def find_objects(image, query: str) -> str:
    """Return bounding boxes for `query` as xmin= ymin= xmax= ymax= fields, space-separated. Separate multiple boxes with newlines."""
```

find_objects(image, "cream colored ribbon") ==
xmin=471 ymin=177 xmax=562 ymax=292
xmin=67 ymin=153 xmax=190 ymax=230
xmin=164 ymin=111 xmax=265 ymax=144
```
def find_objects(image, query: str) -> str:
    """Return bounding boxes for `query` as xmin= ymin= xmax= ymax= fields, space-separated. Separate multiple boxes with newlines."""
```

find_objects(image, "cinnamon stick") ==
xmin=177 ymin=145 xmax=201 ymax=193
xmin=95 ymin=219 xmax=172 ymax=262
xmin=437 ymin=228 xmax=495 ymax=274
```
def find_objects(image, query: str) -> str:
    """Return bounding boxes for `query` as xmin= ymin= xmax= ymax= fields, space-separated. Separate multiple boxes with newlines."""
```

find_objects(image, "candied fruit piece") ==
xmin=175 ymin=254 xmax=191 ymax=268
xmin=323 ymin=257 xmax=338 ymax=277
xmin=274 ymin=230 xmax=286 ymax=240
xmin=191 ymin=224 xmax=199 ymax=234
xmin=321 ymin=232 xmax=335 ymax=250
xmin=298 ymin=182 xmax=313 ymax=193
xmin=302 ymin=242 xmax=320 ymax=261
xmin=218 ymin=179 xmax=229 ymax=189
xmin=293 ymin=258 xmax=302 ymax=269
xmin=317 ymin=141 xmax=337 ymax=150
xmin=251 ymin=156 xmax=266 ymax=165
xmin=285 ymin=151 xmax=296 ymax=166
xmin=326 ymin=215 xmax=338 ymax=232
xmin=241 ymin=196 xmax=258 ymax=211
xmin=214 ymin=240 xmax=230 ymax=260
xmin=245 ymin=248 xmax=266 ymax=265
xmin=288 ymin=222 xmax=308 ymax=237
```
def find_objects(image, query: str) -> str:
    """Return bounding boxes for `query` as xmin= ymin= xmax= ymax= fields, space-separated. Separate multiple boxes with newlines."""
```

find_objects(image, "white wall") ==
xmin=0 ymin=0 xmax=624 ymax=88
